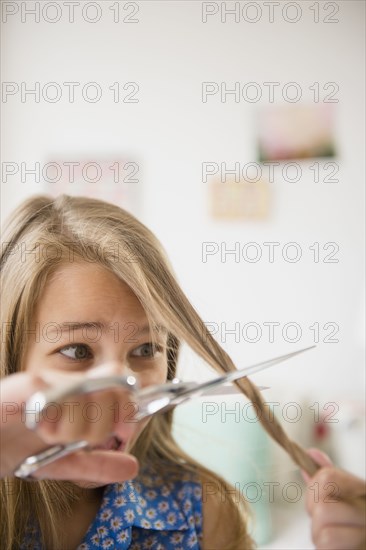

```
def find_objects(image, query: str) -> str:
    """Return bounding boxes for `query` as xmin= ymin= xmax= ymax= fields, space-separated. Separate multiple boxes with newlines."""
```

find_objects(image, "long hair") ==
xmin=0 ymin=195 xmax=317 ymax=549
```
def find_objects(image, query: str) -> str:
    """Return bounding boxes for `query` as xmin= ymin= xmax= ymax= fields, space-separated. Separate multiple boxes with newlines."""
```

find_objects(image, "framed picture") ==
xmin=257 ymin=104 xmax=337 ymax=162
xmin=209 ymin=178 xmax=270 ymax=220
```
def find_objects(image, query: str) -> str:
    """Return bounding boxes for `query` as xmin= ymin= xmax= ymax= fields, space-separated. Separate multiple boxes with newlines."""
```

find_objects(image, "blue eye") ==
xmin=131 ymin=343 xmax=162 ymax=358
xmin=59 ymin=344 xmax=92 ymax=360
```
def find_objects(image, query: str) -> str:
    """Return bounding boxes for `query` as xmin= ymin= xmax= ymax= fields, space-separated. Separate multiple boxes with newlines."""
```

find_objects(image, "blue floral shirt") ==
xmin=22 ymin=467 xmax=203 ymax=549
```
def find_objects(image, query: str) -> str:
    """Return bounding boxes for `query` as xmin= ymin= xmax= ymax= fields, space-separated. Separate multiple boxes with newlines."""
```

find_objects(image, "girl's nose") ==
xmin=86 ymin=360 xmax=134 ymax=380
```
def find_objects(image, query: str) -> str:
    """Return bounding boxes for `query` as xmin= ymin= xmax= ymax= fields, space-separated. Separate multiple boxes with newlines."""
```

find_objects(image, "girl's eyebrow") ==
xmin=46 ymin=322 xmax=166 ymax=335
xmin=45 ymin=322 xmax=106 ymax=335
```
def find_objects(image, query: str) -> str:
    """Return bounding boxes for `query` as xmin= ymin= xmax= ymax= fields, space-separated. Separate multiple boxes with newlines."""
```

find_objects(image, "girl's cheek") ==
xmin=139 ymin=360 xmax=168 ymax=386
xmin=125 ymin=419 xmax=151 ymax=452
xmin=31 ymin=365 xmax=91 ymax=385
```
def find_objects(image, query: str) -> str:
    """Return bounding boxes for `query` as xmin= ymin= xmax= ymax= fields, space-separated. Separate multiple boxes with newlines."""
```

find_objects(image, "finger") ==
xmin=302 ymin=448 xmax=333 ymax=484
xmin=311 ymin=500 xmax=366 ymax=542
xmin=33 ymin=450 xmax=139 ymax=483
xmin=1 ymin=373 xmax=48 ymax=425
xmin=37 ymin=388 xmax=138 ymax=446
xmin=315 ymin=467 xmax=366 ymax=502
xmin=314 ymin=525 xmax=366 ymax=550
xmin=307 ymin=448 xmax=333 ymax=468
xmin=306 ymin=466 xmax=366 ymax=515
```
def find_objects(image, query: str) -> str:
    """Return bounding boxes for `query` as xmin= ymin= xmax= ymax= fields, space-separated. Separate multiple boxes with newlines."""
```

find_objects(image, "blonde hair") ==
xmin=0 ymin=195 xmax=318 ymax=549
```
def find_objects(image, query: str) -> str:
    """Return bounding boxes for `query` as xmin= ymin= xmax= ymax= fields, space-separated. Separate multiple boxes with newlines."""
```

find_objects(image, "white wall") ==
xmin=1 ymin=2 xmax=365 ymax=405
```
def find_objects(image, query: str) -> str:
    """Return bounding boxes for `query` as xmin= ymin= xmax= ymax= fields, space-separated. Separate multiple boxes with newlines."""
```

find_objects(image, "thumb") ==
xmin=301 ymin=447 xmax=333 ymax=483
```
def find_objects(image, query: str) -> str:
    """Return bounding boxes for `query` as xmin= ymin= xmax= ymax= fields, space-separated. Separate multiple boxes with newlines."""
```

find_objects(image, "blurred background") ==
xmin=1 ymin=1 xmax=365 ymax=547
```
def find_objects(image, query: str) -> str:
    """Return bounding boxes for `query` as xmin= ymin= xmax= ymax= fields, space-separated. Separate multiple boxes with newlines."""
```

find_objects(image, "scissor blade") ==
xmin=204 ymin=384 xmax=269 ymax=396
xmin=169 ymin=345 xmax=316 ymax=404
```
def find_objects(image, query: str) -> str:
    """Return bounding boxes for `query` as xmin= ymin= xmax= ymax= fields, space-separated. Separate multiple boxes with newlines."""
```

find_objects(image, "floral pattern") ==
xmin=21 ymin=466 xmax=203 ymax=549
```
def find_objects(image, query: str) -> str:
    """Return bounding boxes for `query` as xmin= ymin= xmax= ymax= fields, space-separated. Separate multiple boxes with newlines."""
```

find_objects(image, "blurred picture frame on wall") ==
xmin=209 ymin=177 xmax=270 ymax=221
xmin=257 ymin=104 xmax=337 ymax=162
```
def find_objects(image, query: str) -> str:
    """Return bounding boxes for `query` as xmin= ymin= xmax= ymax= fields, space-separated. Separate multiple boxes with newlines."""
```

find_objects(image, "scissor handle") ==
xmin=14 ymin=441 xmax=89 ymax=479
xmin=24 ymin=375 xmax=140 ymax=430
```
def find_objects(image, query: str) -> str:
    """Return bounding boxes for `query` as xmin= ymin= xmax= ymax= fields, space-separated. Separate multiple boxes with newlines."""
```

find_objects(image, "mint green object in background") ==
xmin=173 ymin=397 xmax=273 ymax=546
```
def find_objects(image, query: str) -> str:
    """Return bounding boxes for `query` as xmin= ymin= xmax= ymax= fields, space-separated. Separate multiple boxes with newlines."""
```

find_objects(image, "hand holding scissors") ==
xmin=1 ymin=372 xmax=138 ymax=483
xmin=12 ymin=346 xmax=315 ymax=480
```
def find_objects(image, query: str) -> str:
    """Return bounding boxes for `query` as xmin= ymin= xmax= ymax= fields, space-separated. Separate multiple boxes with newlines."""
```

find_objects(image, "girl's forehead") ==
xmin=35 ymin=261 xmax=147 ymax=323
xmin=46 ymin=261 xmax=133 ymax=294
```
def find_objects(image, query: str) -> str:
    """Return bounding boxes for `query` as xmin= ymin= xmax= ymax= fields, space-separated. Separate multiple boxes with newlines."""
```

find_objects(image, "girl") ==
xmin=1 ymin=194 xmax=365 ymax=549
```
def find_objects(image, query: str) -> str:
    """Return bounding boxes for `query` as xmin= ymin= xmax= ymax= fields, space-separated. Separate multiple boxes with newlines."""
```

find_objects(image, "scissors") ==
xmin=14 ymin=345 xmax=315 ymax=479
